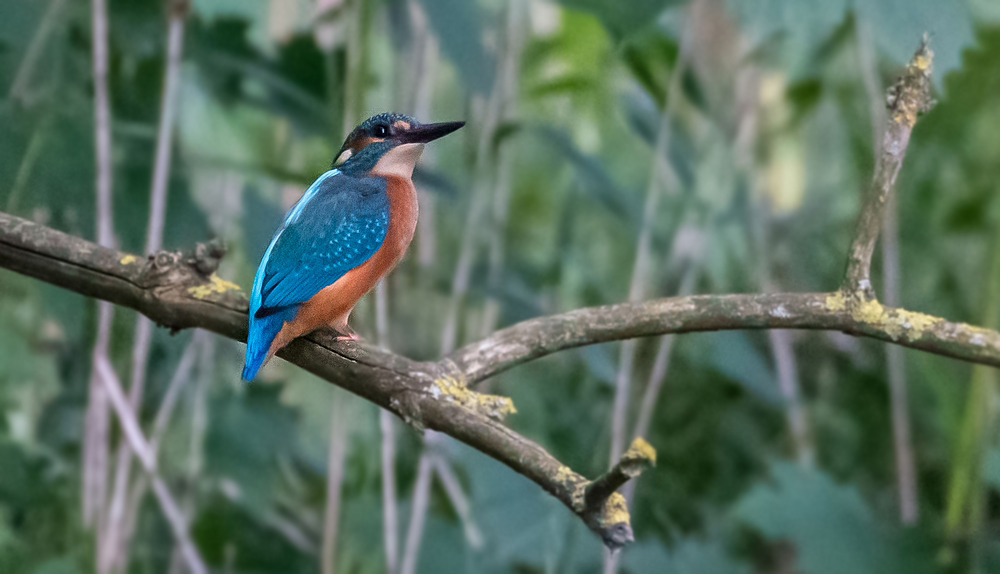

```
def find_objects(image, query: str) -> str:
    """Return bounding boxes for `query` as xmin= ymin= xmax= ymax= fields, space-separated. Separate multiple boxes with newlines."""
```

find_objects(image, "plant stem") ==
xmin=322 ymin=1 xmax=364 ymax=570
xmin=82 ymin=0 xmax=115 ymax=540
xmin=101 ymin=5 xmax=188 ymax=569
xmin=857 ymin=17 xmax=918 ymax=524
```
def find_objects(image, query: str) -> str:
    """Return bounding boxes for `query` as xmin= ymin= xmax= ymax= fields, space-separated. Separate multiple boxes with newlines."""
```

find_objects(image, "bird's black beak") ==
xmin=397 ymin=121 xmax=465 ymax=144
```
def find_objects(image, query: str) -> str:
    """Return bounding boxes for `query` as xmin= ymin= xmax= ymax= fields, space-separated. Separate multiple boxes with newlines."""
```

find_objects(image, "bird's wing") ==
xmin=250 ymin=170 xmax=390 ymax=318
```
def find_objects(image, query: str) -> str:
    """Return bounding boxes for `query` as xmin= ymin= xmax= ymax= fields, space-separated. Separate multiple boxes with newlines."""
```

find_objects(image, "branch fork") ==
xmin=0 ymin=35 xmax=979 ymax=552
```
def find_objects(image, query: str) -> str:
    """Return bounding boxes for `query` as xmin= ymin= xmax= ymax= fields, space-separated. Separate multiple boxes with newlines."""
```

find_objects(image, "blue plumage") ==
xmin=243 ymin=170 xmax=390 ymax=380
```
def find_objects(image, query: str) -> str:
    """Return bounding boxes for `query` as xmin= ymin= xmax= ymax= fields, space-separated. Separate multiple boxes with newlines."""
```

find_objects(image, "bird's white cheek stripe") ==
xmin=334 ymin=149 xmax=352 ymax=166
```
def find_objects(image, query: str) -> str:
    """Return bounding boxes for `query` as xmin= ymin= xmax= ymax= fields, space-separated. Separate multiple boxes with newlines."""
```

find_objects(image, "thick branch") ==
xmin=843 ymin=37 xmax=934 ymax=295
xmin=450 ymin=288 xmax=1000 ymax=384
xmin=4 ymin=208 xmax=1000 ymax=549
xmin=0 ymin=211 xmax=632 ymax=549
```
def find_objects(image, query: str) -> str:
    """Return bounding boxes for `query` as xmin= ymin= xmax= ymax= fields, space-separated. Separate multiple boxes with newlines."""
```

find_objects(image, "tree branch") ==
xmin=0 ymin=211 xmax=636 ymax=549
xmin=2 ymin=206 xmax=998 ymax=551
xmin=587 ymin=438 xmax=657 ymax=511
xmin=0 ymin=36 xmax=973 ymax=552
xmin=843 ymin=36 xmax=934 ymax=295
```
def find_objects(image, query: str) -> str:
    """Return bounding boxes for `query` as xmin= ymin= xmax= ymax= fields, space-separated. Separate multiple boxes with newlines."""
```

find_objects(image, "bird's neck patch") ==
xmin=371 ymin=143 xmax=424 ymax=180
xmin=334 ymin=148 xmax=353 ymax=166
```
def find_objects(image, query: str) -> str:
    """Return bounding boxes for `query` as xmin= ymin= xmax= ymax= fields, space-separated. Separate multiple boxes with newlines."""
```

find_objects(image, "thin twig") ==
xmin=82 ymin=0 xmax=115 ymax=535
xmin=431 ymin=454 xmax=484 ymax=549
xmin=587 ymin=438 xmax=657 ymax=512
xmin=633 ymin=256 xmax=700 ymax=442
xmin=94 ymin=356 xmax=207 ymax=574
xmin=619 ymin=257 xmax=701 ymax=519
xmin=321 ymin=396 xmax=350 ymax=574
xmin=438 ymin=35 xmax=510 ymax=353
xmin=843 ymin=37 xmax=934 ymax=296
xmin=609 ymin=108 xmax=670 ymax=463
xmin=857 ymin=19 xmax=918 ymax=524
xmin=145 ymin=3 xmax=186 ymax=256
xmin=606 ymin=47 xmax=689 ymax=573
xmin=83 ymin=302 xmax=112 ymax=529
xmin=607 ymin=23 xmax=690 ymax=482
xmin=150 ymin=334 xmax=201 ymax=448
xmin=411 ymin=0 xmax=439 ymax=269
xmin=480 ymin=0 xmax=525 ymax=338
xmin=322 ymin=2 xmax=363 ymax=571
xmin=379 ymin=2 xmax=439 ymax=569
xmin=769 ymin=329 xmax=813 ymax=464
xmin=400 ymin=3 xmax=523 ymax=567
xmin=92 ymin=0 xmax=114 ymax=251
xmin=9 ymin=0 xmax=67 ymax=103
xmin=379 ymin=408 xmax=399 ymax=574
xmin=6 ymin=114 xmax=51 ymax=214
xmin=735 ymin=52 xmax=812 ymax=467
xmin=400 ymin=454 xmax=434 ymax=574
xmin=376 ymin=281 xmax=400 ymax=574
xmin=376 ymin=274 xmax=398 ymax=574
xmin=102 ymin=5 xmax=188 ymax=569
xmin=116 ymin=333 xmax=201 ymax=574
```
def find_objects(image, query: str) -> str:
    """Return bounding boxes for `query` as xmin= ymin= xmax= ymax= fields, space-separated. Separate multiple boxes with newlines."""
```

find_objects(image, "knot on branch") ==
xmin=886 ymin=34 xmax=936 ymax=127
xmin=129 ymin=241 xmax=242 ymax=301
xmin=187 ymin=238 xmax=226 ymax=276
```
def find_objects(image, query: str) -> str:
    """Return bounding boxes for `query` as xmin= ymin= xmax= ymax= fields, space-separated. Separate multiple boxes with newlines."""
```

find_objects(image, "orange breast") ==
xmin=267 ymin=174 xmax=418 ymax=356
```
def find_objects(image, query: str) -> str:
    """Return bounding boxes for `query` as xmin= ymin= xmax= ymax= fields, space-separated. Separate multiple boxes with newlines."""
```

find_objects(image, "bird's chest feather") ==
xmin=285 ymin=174 xmax=417 ymax=335
xmin=379 ymin=174 xmax=419 ymax=264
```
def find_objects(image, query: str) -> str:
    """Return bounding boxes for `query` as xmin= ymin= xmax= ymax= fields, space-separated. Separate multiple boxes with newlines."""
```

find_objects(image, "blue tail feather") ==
xmin=242 ymin=307 xmax=298 ymax=381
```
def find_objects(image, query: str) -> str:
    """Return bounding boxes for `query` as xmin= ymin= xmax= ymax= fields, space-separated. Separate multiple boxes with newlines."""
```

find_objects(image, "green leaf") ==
xmin=191 ymin=493 xmax=315 ymax=572
xmin=30 ymin=558 xmax=78 ymax=574
xmin=724 ymin=0 xmax=851 ymax=72
xmin=205 ymin=384 xmax=299 ymax=511
xmin=623 ymin=537 xmax=751 ymax=574
xmin=856 ymin=0 xmax=974 ymax=83
xmin=556 ymin=0 xmax=684 ymax=40
xmin=707 ymin=333 xmax=783 ymax=405
xmin=983 ymin=447 xmax=1000 ymax=491
xmin=191 ymin=0 xmax=273 ymax=50
xmin=417 ymin=0 xmax=494 ymax=94
xmin=726 ymin=0 xmax=974 ymax=81
xmin=532 ymin=126 xmax=640 ymax=223
xmin=735 ymin=462 xmax=934 ymax=574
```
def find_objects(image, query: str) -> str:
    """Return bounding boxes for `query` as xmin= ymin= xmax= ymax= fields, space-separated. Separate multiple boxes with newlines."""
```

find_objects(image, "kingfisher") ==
xmin=242 ymin=113 xmax=464 ymax=381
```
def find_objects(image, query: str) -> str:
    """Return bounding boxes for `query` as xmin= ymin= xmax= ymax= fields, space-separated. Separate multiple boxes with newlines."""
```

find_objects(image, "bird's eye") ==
xmin=373 ymin=124 xmax=390 ymax=137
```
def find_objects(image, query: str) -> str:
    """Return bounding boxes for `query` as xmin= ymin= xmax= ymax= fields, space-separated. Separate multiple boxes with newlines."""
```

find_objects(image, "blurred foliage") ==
xmin=1 ymin=0 xmax=1000 ymax=573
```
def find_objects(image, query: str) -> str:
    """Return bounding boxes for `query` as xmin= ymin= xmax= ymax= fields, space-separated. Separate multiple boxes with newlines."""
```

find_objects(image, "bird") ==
xmin=242 ymin=112 xmax=464 ymax=381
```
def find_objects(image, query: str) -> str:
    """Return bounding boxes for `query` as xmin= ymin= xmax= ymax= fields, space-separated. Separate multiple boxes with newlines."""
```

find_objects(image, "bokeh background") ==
xmin=2 ymin=0 xmax=1000 ymax=572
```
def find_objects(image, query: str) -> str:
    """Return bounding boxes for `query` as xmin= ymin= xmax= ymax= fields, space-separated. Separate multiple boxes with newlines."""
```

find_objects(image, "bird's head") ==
xmin=333 ymin=112 xmax=464 ymax=178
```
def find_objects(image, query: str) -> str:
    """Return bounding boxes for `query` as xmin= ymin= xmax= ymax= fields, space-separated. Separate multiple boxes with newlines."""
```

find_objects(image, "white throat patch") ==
xmin=371 ymin=143 xmax=425 ymax=179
